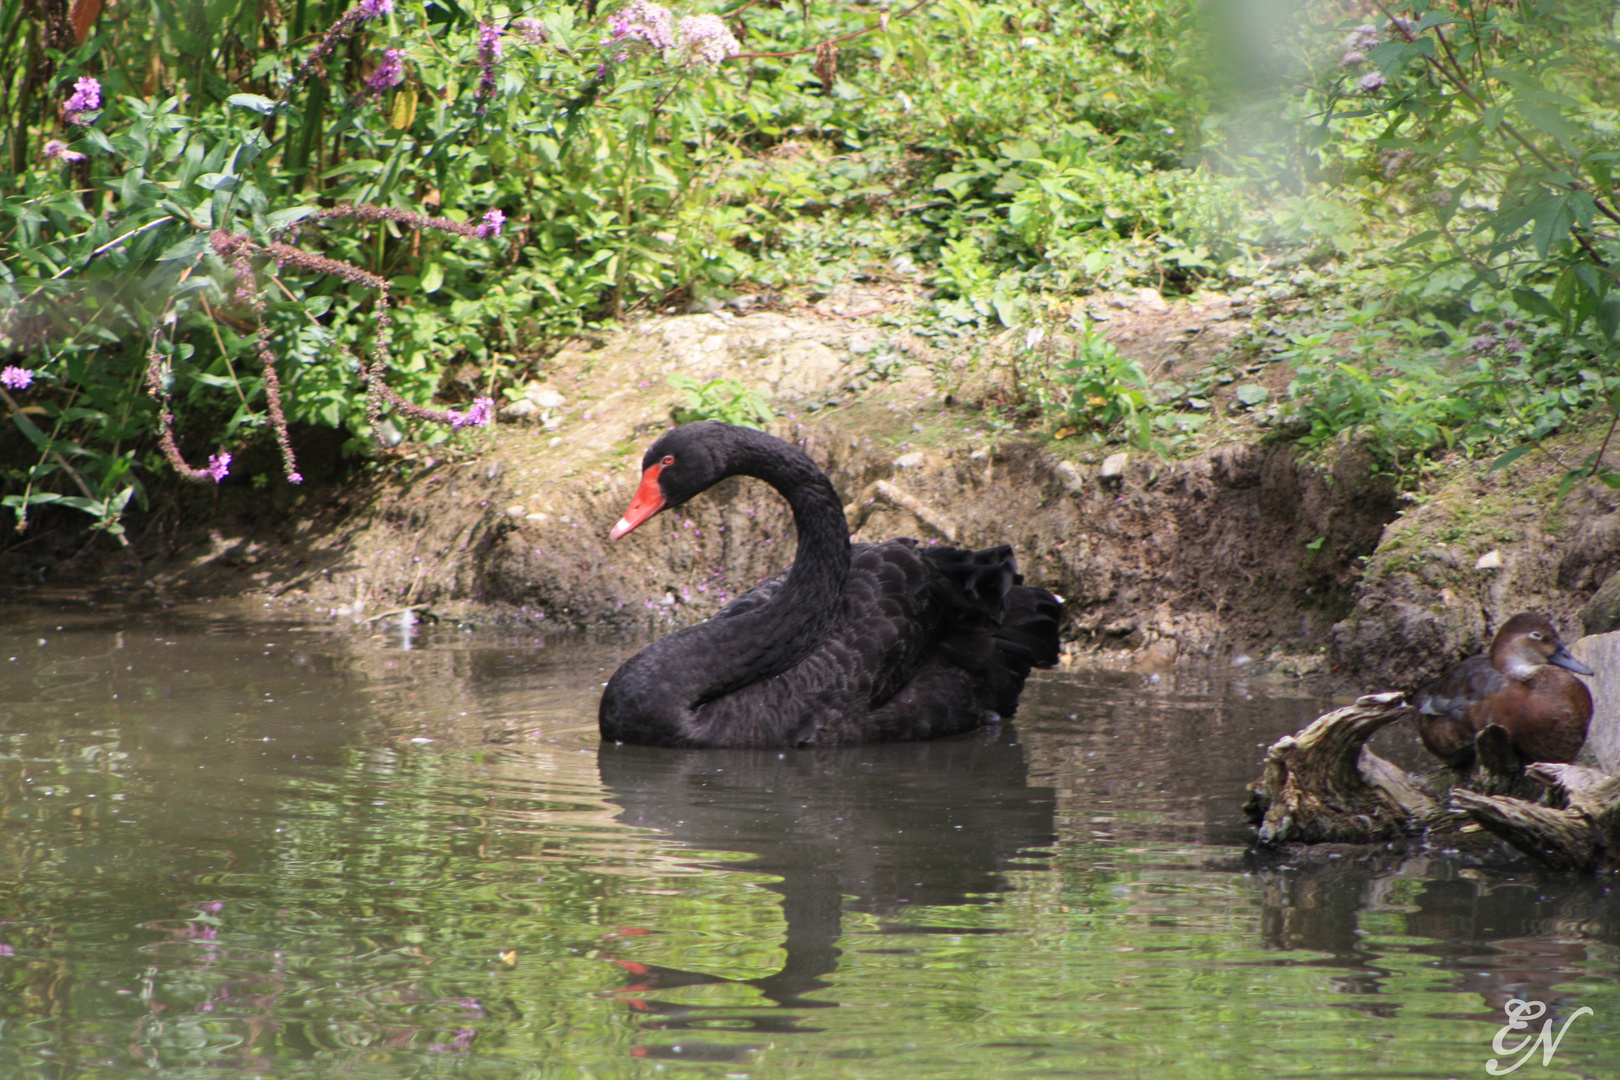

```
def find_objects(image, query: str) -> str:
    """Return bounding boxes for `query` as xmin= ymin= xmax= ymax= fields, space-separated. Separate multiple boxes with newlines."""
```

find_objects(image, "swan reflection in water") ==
xmin=596 ymin=724 xmax=1056 ymax=1060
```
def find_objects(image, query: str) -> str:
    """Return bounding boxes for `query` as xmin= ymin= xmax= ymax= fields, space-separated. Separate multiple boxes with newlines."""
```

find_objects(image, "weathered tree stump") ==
xmin=1451 ymin=765 xmax=1620 ymax=872
xmin=1248 ymin=630 xmax=1620 ymax=870
xmin=1245 ymin=693 xmax=1445 ymax=845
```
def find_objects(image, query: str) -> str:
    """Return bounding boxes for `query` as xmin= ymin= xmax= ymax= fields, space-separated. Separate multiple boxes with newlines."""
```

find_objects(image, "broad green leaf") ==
xmin=266 ymin=205 xmax=320 ymax=230
xmin=1513 ymin=100 xmax=1579 ymax=148
xmin=1489 ymin=445 xmax=1536 ymax=471
xmin=1597 ymin=296 xmax=1620 ymax=342
xmin=1511 ymin=287 xmax=1562 ymax=321
xmin=11 ymin=411 xmax=48 ymax=448
xmin=1529 ymin=196 xmax=1575 ymax=258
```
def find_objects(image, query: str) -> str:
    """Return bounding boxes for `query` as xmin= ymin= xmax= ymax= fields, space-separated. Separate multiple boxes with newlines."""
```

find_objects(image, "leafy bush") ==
xmin=666 ymin=373 xmax=772 ymax=429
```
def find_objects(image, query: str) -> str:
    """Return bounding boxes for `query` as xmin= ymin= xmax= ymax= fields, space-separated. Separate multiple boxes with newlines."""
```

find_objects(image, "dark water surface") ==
xmin=2 ymin=598 xmax=1617 ymax=1079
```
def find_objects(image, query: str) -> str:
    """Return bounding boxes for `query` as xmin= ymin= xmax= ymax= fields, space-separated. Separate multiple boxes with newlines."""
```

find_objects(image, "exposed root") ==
xmin=1451 ymin=769 xmax=1620 ymax=872
xmin=843 ymin=479 xmax=959 ymax=542
xmin=1245 ymin=692 xmax=1444 ymax=845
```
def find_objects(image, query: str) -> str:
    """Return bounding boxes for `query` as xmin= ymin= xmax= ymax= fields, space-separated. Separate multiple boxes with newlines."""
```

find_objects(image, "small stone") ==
xmin=894 ymin=451 xmax=924 ymax=468
xmin=1100 ymin=453 xmax=1130 ymax=483
xmin=525 ymin=513 xmax=550 ymax=523
xmin=1474 ymin=549 xmax=1502 ymax=570
xmin=505 ymin=505 xmax=528 ymax=518
xmin=1581 ymin=570 xmax=1620 ymax=635
xmin=1054 ymin=461 xmax=1084 ymax=496
xmin=524 ymin=383 xmax=566 ymax=409
xmin=500 ymin=399 xmax=538 ymax=421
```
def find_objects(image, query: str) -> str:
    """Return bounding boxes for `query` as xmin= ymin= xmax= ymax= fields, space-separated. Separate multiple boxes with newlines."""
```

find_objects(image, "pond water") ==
xmin=1 ymin=596 xmax=1616 ymax=1079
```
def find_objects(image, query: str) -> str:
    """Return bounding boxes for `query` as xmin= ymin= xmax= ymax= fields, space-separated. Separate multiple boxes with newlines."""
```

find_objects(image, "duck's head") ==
xmin=610 ymin=422 xmax=747 ymax=540
xmin=1490 ymin=612 xmax=1595 ymax=681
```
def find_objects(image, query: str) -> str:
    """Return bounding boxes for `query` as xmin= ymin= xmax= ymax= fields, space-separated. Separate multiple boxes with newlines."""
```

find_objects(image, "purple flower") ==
xmin=479 ymin=21 xmax=505 ymax=61
xmin=1358 ymin=70 xmax=1386 ymax=93
xmin=205 ymin=451 xmax=231 ymax=483
xmin=1340 ymin=50 xmax=1366 ymax=68
xmin=367 ymin=48 xmax=405 ymax=93
xmin=1344 ymin=24 xmax=1380 ymax=52
xmin=63 ymin=76 xmax=101 ymax=124
xmin=675 ymin=14 xmax=739 ymax=68
xmin=1 ymin=366 xmax=34 ymax=390
xmin=512 ymin=17 xmax=548 ymax=44
xmin=450 ymin=397 xmax=495 ymax=429
xmin=0 ymin=944 xmax=14 ymax=956
xmin=475 ymin=209 xmax=505 ymax=238
xmin=357 ymin=0 xmax=392 ymax=19
xmin=44 ymin=139 xmax=86 ymax=162
xmin=288 ymin=472 xmax=303 ymax=484
xmin=476 ymin=23 xmax=504 ymax=106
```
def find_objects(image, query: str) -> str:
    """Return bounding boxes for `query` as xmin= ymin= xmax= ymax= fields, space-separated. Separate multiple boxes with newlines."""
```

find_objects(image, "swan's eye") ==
xmin=1529 ymin=631 xmax=1544 ymax=640
xmin=662 ymin=455 xmax=675 ymax=466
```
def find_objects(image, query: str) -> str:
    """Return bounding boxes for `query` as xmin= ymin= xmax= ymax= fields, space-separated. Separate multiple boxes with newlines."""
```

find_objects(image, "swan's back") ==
xmin=602 ymin=539 xmax=1061 ymax=748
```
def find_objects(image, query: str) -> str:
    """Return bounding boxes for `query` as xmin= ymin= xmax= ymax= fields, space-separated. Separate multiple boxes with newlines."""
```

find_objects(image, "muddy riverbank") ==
xmin=7 ymin=292 xmax=1619 ymax=694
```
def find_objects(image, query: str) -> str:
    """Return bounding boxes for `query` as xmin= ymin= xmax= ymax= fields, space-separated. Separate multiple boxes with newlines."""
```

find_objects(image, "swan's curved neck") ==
xmin=745 ymin=437 xmax=849 ymax=598
xmin=687 ymin=433 xmax=850 ymax=703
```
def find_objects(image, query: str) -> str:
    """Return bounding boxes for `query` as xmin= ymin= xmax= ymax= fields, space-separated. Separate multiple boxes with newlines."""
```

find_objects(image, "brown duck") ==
xmin=1415 ymin=612 xmax=1594 ymax=770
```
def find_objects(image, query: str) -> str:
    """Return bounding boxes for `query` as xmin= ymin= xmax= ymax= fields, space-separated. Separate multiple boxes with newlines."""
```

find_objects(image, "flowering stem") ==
xmin=0 ymin=384 xmax=112 ymax=537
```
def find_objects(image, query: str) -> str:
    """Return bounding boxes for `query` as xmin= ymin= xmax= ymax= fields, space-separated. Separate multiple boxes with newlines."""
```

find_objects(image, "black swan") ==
xmin=598 ymin=422 xmax=1062 ymax=748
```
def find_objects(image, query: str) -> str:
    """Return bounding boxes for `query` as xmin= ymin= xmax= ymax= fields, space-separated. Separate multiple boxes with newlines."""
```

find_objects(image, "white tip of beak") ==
xmin=609 ymin=517 xmax=635 ymax=541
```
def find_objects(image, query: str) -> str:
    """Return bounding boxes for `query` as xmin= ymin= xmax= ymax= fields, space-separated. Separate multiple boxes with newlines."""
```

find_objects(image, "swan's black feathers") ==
xmin=598 ymin=423 xmax=1063 ymax=748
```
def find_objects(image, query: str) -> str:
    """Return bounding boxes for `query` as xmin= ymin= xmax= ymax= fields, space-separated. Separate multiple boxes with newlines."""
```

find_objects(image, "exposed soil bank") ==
xmin=8 ymin=295 xmax=1619 ymax=694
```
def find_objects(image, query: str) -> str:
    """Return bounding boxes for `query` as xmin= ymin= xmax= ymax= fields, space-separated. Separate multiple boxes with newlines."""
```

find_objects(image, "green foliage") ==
xmin=1258 ymin=0 xmax=1620 ymax=483
xmin=666 ymin=374 xmax=773 ymax=430
xmin=6 ymin=0 xmax=1620 ymax=547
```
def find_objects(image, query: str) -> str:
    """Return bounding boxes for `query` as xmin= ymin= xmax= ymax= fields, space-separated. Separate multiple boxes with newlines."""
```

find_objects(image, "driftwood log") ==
xmin=1248 ymin=692 xmax=1620 ymax=872
xmin=1451 ymin=765 xmax=1620 ymax=872
xmin=1245 ymin=693 xmax=1444 ymax=845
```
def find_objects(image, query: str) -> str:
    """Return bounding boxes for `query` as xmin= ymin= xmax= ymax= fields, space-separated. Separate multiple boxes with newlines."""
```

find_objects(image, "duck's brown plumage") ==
xmin=1414 ymin=612 xmax=1594 ymax=770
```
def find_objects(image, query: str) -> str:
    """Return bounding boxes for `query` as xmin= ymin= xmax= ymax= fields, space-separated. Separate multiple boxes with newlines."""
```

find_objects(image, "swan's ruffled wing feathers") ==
xmin=853 ymin=540 xmax=1062 ymax=728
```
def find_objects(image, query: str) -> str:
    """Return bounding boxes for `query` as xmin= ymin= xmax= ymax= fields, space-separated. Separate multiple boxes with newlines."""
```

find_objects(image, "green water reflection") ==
xmin=0 ymin=599 xmax=1616 ymax=1078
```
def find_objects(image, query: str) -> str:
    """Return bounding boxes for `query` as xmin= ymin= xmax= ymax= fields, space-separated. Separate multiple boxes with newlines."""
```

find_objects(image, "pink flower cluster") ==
xmin=357 ymin=0 xmax=392 ymax=19
xmin=43 ymin=139 xmax=85 ymax=162
xmin=609 ymin=0 xmax=675 ymax=54
xmin=449 ymin=397 xmax=495 ymax=428
xmin=475 ymin=209 xmax=505 ymax=239
xmin=205 ymin=451 xmax=232 ymax=483
xmin=606 ymin=5 xmax=737 ymax=68
xmin=674 ymin=14 xmax=739 ymax=68
xmin=512 ymin=17 xmax=548 ymax=45
xmin=1 ymin=365 xmax=34 ymax=390
xmin=63 ymin=76 xmax=100 ymax=125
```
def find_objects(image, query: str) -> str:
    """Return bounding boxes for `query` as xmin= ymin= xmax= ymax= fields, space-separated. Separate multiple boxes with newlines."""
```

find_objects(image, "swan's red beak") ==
xmin=610 ymin=464 xmax=666 ymax=540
